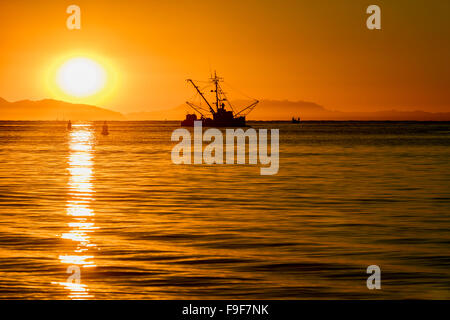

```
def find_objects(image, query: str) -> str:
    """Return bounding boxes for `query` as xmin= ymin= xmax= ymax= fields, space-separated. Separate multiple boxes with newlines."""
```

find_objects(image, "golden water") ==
xmin=0 ymin=121 xmax=449 ymax=299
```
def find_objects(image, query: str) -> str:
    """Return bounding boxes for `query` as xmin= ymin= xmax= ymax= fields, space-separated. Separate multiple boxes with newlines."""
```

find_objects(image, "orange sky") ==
xmin=0 ymin=0 xmax=449 ymax=114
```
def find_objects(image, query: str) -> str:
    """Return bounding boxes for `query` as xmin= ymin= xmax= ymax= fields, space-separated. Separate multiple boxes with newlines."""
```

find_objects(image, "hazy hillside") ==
xmin=0 ymin=98 xmax=125 ymax=120
xmin=126 ymin=100 xmax=328 ymax=120
xmin=126 ymin=100 xmax=450 ymax=121
xmin=2 ymin=97 xmax=448 ymax=121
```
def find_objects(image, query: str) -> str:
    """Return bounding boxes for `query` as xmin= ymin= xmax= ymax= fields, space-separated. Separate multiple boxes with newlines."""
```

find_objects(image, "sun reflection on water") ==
xmin=55 ymin=123 xmax=98 ymax=299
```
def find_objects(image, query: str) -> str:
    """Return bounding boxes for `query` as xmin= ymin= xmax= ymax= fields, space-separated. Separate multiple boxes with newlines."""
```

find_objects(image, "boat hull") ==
xmin=181 ymin=116 xmax=246 ymax=127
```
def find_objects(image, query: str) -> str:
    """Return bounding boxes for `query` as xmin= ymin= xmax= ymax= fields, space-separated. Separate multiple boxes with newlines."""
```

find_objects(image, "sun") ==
xmin=56 ymin=57 xmax=107 ymax=97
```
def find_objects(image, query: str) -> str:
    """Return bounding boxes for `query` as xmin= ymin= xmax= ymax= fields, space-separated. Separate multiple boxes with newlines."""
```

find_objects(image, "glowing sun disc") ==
xmin=57 ymin=58 xmax=106 ymax=97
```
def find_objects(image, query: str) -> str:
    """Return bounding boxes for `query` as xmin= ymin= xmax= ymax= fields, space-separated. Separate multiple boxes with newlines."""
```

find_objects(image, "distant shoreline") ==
xmin=1 ymin=120 xmax=450 ymax=123
xmin=2 ymin=97 xmax=450 ymax=122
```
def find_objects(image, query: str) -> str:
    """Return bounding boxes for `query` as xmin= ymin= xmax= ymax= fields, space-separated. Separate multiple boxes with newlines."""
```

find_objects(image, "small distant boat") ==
xmin=67 ymin=120 xmax=72 ymax=130
xmin=292 ymin=117 xmax=301 ymax=124
xmin=101 ymin=121 xmax=109 ymax=135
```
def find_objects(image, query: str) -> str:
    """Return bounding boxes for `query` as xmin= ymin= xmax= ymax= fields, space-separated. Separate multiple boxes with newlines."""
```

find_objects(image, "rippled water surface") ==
xmin=0 ymin=121 xmax=449 ymax=299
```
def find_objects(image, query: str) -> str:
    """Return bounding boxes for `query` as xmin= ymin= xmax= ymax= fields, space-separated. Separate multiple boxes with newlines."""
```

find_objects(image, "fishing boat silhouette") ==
xmin=181 ymin=71 xmax=258 ymax=127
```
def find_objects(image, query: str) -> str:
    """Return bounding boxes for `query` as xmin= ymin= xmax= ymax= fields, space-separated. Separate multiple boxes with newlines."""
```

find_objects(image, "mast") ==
xmin=214 ymin=71 xmax=219 ymax=112
xmin=211 ymin=71 xmax=225 ymax=112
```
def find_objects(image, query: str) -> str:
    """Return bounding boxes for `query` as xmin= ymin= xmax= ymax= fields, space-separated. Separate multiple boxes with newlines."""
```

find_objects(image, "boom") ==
xmin=186 ymin=101 xmax=206 ymax=117
xmin=234 ymin=100 xmax=259 ymax=117
xmin=186 ymin=79 xmax=215 ymax=115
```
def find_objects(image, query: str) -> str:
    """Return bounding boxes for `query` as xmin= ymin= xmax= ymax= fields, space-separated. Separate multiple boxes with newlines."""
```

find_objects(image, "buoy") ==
xmin=102 ymin=121 xmax=109 ymax=135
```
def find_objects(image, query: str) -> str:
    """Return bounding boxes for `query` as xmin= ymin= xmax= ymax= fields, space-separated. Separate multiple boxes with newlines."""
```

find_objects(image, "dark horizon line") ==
xmin=1 ymin=119 xmax=450 ymax=123
xmin=2 ymin=96 xmax=450 ymax=121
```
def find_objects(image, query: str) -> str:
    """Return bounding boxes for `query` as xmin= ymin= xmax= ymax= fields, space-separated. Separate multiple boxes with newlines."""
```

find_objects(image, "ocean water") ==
xmin=0 ymin=121 xmax=449 ymax=299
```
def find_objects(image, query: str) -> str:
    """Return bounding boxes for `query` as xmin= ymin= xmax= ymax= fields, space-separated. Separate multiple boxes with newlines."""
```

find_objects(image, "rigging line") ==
xmin=234 ymin=100 xmax=258 ymax=117
xmin=190 ymin=79 xmax=210 ymax=84
xmin=188 ymin=91 xmax=199 ymax=101
xmin=188 ymin=102 xmax=209 ymax=112
xmin=223 ymin=81 xmax=256 ymax=101
xmin=218 ymin=82 xmax=235 ymax=113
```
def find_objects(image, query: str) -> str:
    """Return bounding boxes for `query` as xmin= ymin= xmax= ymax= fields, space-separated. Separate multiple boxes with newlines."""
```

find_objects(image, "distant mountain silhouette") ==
xmin=1 ymin=97 xmax=448 ymax=121
xmin=126 ymin=99 xmax=450 ymax=121
xmin=0 ymin=98 xmax=125 ymax=120
xmin=126 ymin=100 xmax=326 ymax=120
